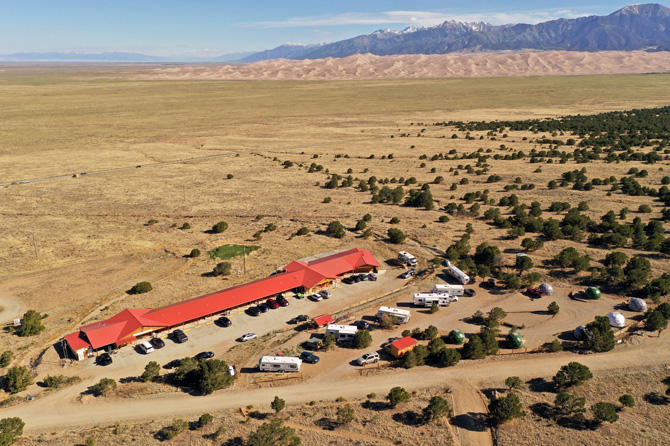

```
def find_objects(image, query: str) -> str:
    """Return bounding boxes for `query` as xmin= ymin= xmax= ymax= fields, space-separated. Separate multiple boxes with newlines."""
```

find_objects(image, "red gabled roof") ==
xmin=312 ymin=314 xmax=333 ymax=326
xmin=65 ymin=248 xmax=378 ymax=353
xmin=391 ymin=336 xmax=417 ymax=351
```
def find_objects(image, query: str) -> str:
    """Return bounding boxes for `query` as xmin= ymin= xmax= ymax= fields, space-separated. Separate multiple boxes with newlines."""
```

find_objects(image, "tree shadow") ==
xmin=451 ymin=412 xmax=488 ymax=432
xmin=529 ymin=402 xmax=554 ymax=420
xmin=314 ymin=417 xmax=337 ymax=431
xmin=556 ymin=414 xmax=596 ymax=431
xmin=221 ymin=437 xmax=245 ymax=446
xmin=643 ymin=392 xmax=670 ymax=405
xmin=527 ymin=377 xmax=554 ymax=393
xmin=361 ymin=400 xmax=389 ymax=411
xmin=557 ymin=329 xmax=579 ymax=341
xmin=392 ymin=410 xmax=423 ymax=426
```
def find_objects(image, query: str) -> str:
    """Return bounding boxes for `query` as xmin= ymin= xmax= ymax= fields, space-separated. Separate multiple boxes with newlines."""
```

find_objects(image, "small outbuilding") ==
xmin=628 ymin=298 xmax=647 ymax=312
xmin=385 ymin=336 xmax=417 ymax=358
xmin=585 ymin=287 xmax=602 ymax=300
xmin=312 ymin=314 xmax=333 ymax=328
xmin=608 ymin=312 xmax=626 ymax=328
xmin=449 ymin=329 xmax=466 ymax=345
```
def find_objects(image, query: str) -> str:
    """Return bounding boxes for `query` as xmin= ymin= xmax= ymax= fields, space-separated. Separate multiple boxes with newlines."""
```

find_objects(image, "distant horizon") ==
xmin=0 ymin=1 xmax=661 ymax=59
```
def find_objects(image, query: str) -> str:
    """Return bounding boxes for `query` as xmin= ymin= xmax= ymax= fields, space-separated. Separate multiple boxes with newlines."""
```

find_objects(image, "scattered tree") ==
xmin=353 ymin=330 xmax=373 ymax=349
xmin=547 ymin=301 xmax=560 ymax=315
xmin=157 ymin=419 xmax=188 ymax=441
xmin=488 ymin=392 xmax=524 ymax=425
xmin=619 ymin=394 xmax=635 ymax=408
xmin=336 ymin=404 xmax=355 ymax=425
xmin=552 ymin=362 xmax=593 ymax=389
xmin=247 ymin=418 xmax=301 ymax=446
xmin=387 ymin=228 xmax=406 ymax=244
xmin=591 ymin=402 xmax=619 ymax=424
xmin=189 ymin=248 xmax=201 ymax=258
xmin=18 ymin=310 xmax=46 ymax=337
xmin=197 ymin=413 xmax=214 ymax=428
xmin=90 ymin=378 xmax=116 ymax=397
xmin=387 ymin=387 xmax=410 ymax=408
xmin=211 ymin=262 xmax=231 ymax=276
xmin=326 ymin=221 xmax=346 ymax=238
xmin=461 ymin=336 xmax=487 ymax=360
xmin=0 ymin=352 xmax=13 ymax=369
xmin=130 ymin=281 xmax=152 ymax=294
xmin=2 ymin=366 xmax=33 ymax=394
xmin=322 ymin=333 xmax=337 ymax=350
xmin=211 ymin=221 xmax=229 ymax=234
xmin=505 ymin=376 xmax=524 ymax=391
xmin=554 ymin=391 xmax=586 ymax=416
xmin=140 ymin=361 xmax=160 ymax=383
xmin=271 ymin=396 xmax=286 ymax=414
xmin=0 ymin=417 xmax=25 ymax=446
xmin=422 ymin=396 xmax=450 ymax=423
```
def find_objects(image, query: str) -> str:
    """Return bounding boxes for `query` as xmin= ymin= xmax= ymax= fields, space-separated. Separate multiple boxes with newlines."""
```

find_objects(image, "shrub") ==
xmin=337 ymin=404 xmax=355 ymax=425
xmin=433 ymin=348 xmax=460 ymax=367
xmin=130 ymin=281 xmax=152 ymax=294
xmin=295 ymin=227 xmax=309 ymax=236
xmin=505 ymin=376 xmax=524 ymax=390
xmin=644 ymin=310 xmax=668 ymax=332
xmin=247 ymin=418 xmax=301 ymax=446
xmin=90 ymin=378 xmax=116 ymax=396
xmin=591 ymin=402 xmax=619 ymax=424
xmin=438 ymin=215 xmax=450 ymax=223
xmin=547 ymin=301 xmax=560 ymax=315
xmin=263 ymin=223 xmax=277 ymax=232
xmin=353 ymin=330 xmax=373 ymax=349
xmin=554 ymin=392 xmax=586 ymax=416
xmin=488 ymin=392 xmax=524 ymax=425
xmin=211 ymin=262 xmax=231 ymax=276
xmin=619 ymin=394 xmax=635 ymax=408
xmin=552 ymin=362 xmax=593 ymax=389
xmin=43 ymin=374 xmax=80 ymax=389
xmin=638 ymin=204 xmax=652 ymax=213
xmin=147 ymin=219 xmax=159 ymax=225
xmin=189 ymin=248 xmax=201 ymax=258
xmin=211 ymin=221 xmax=229 ymax=233
xmin=548 ymin=339 xmax=563 ymax=352
xmin=18 ymin=310 xmax=46 ymax=337
xmin=140 ymin=361 xmax=160 ymax=383
xmin=2 ymin=367 xmax=33 ymax=394
xmin=387 ymin=228 xmax=406 ymax=244
xmin=0 ymin=417 xmax=25 ymax=446
xmin=0 ymin=351 xmax=13 ymax=369
xmin=322 ymin=333 xmax=336 ymax=351
xmin=326 ymin=221 xmax=346 ymax=238
xmin=378 ymin=314 xmax=398 ymax=330
xmin=271 ymin=396 xmax=286 ymax=414
xmin=424 ymin=325 xmax=439 ymax=340
xmin=197 ymin=413 xmax=214 ymax=428
xmin=387 ymin=387 xmax=410 ymax=407
xmin=157 ymin=419 xmax=188 ymax=441
xmin=422 ymin=396 xmax=450 ymax=423
xmin=429 ymin=301 xmax=439 ymax=314
xmin=389 ymin=217 xmax=400 ymax=224
xmin=355 ymin=220 xmax=367 ymax=231
xmin=323 ymin=196 xmax=332 ymax=203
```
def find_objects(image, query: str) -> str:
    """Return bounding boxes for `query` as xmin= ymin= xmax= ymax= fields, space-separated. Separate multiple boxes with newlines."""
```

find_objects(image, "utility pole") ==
xmin=243 ymin=246 xmax=246 ymax=275
xmin=32 ymin=233 xmax=39 ymax=258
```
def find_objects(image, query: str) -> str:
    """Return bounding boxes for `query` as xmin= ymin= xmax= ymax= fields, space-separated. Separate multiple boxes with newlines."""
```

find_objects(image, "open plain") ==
xmin=1 ymin=65 xmax=670 ymax=445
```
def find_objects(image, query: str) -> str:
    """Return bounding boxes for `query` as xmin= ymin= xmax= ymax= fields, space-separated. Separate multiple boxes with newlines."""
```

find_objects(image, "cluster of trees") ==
xmin=400 ymin=326 xmax=461 ymax=369
xmin=385 ymin=387 xmax=451 ymax=423
xmin=170 ymin=357 xmax=234 ymax=395
xmin=17 ymin=310 xmax=47 ymax=337
xmin=644 ymin=302 xmax=670 ymax=333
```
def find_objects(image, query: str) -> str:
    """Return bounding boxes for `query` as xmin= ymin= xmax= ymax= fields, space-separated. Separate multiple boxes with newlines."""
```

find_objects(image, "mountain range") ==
xmin=242 ymin=3 xmax=670 ymax=62
xmin=1 ymin=4 xmax=668 ymax=63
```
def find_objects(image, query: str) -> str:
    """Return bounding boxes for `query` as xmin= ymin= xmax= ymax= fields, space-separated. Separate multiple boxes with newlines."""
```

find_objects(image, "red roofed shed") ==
xmin=386 ymin=336 xmax=418 ymax=358
xmin=312 ymin=314 xmax=333 ymax=328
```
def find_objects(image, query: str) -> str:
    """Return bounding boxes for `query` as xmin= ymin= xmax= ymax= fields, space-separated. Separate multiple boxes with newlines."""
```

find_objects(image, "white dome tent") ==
xmin=539 ymin=283 xmax=554 ymax=296
xmin=628 ymin=298 xmax=647 ymax=312
xmin=608 ymin=312 xmax=626 ymax=328
xmin=574 ymin=324 xmax=587 ymax=340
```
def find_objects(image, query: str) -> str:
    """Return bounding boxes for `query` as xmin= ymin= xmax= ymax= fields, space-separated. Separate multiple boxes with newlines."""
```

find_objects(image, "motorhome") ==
xmin=258 ymin=356 xmax=302 ymax=372
xmin=432 ymin=284 xmax=464 ymax=296
xmin=376 ymin=306 xmax=411 ymax=324
xmin=398 ymin=251 xmax=418 ymax=267
xmin=446 ymin=266 xmax=470 ymax=284
xmin=413 ymin=293 xmax=456 ymax=307
xmin=325 ymin=324 xmax=358 ymax=342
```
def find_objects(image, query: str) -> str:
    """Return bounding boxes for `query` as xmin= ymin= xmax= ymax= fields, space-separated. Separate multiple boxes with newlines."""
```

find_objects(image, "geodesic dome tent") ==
xmin=574 ymin=324 xmax=587 ymax=340
xmin=507 ymin=332 xmax=525 ymax=349
xmin=538 ymin=283 xmax=554 ymax=296
xmin=585 ymin=287 xmax=601 ymax=300
xmin=628 ymin=298 xmax=647 ymax=312
xmin=449 ymin=329 xmax=465 ymax=345
xmin=608 ymin=312 xmax=626 ymax=328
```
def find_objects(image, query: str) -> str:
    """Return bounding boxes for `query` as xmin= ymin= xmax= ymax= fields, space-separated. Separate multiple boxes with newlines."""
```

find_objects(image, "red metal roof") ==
xmin=312 ymin=314 xmax=333 ymax=326
xmin=391 ymin=336 xmax=417 ymax=351
xmin=65 ymin=248 xmax=378 ymax=353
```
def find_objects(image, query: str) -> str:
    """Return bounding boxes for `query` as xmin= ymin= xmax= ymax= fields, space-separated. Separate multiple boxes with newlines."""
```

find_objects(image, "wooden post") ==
xmin=243 ymin=246 xmax=246 ymax=275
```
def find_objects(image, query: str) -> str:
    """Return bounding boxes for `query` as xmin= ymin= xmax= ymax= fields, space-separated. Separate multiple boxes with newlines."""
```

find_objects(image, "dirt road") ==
xmin=6 ymin=333 xmax=669 ymax=435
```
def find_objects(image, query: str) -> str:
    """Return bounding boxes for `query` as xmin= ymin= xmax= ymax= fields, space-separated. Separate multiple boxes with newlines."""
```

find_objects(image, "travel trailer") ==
xmin=376 ymin=306 xmax=411 ymax=324
xmin=325 ymin=324 xmax=358 ymax=342
xmin=258 ymin=356 xmax=302 ymax=372
xmin=432 ymin=284 xmax=464 ymax=296
xmin=398 ymin=251 xmax=418 ymax=267
xmin=413 ymin=293 xmax=457 ymax=307
xmin=446 ymin=266 xmax=470 ymax=284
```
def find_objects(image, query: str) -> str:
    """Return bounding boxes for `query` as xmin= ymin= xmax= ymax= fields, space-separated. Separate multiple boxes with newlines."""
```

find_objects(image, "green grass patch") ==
xmin=208 ymin=244 xmax=260 ymax=260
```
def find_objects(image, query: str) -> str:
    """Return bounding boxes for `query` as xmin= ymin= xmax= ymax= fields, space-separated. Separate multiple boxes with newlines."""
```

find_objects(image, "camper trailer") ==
xmin=325 ymin=324 xmax=358 ymax=342
xmin=376 ymin=306 xmax=411 ymax=324
xmin=398 ymin=251 xmax=418 ymax=267
xmin=413 ymin=293 xmax=456 ymax=307
xmin=432 ymin=284 xmax=464 ymax=296
xmin=446 ymin=266 xmax=470 ymax=284
xmin=258 ymin=356 xmax=302 ymax=373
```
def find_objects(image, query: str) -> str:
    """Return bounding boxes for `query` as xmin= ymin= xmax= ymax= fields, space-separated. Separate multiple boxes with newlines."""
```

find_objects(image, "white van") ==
xmin=139 ymin=341 xmax=154 ymax=354
xmin=258 ymin=356 xmax=302 ymax=373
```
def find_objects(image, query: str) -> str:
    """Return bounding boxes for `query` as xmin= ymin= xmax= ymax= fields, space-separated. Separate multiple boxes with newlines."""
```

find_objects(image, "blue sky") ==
xmin=0 ymin=1 xmax=661 ymax=56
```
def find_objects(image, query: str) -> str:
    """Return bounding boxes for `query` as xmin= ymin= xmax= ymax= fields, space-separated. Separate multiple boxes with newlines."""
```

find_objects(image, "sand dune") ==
xmin=138 ymin=51 xmax=670 ymax=81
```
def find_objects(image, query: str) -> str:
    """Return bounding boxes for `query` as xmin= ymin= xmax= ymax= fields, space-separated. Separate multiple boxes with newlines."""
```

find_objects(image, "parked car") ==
xmin=300 ymin=351 xmax=320 ymax=364
xmin=342 ymin=277 xmax=354 ymax=284
xmin=357 ymin=352 xmax=380 ymax=365
xmin=360 ymin=273 xmax=369 ymax=281
xmin=353 ymin=320 xmax=370 ymax=330
xmin=247 ymin=306 xmax=261 ymax=317
xmin=276 ymin=295 xmax=289 ymax=307
xmin=399 ymin=268 xmax=416 ymax=279
xmin=352 ymin=275 xmax=362 ymax=283
xmin=240 ymin=333 xmax=258 ymax=342
xmin=368 ymin=273 xmax=377 ymax=281
xmin=172 ymin=329 xmax=188 ymax=343
xmin=308 ymin=293 xmax=323 ymax=302
xmin=195 ymin=351 xmax=215 ymax=360
xmin=97 ymin=353 xmax=113 ymax=366
xmin=464 ymin=288 xmax=476 ymax=297
xmin=150 ymin=337 xmax=165 ymax=349
xmin=488 ymin=278 xmax=496 ymax=288
xmin=139 ymin=341 xmax=155 ymax=354
xmin=259 ymin=303 xmax=270 ymax=313
xmin=217 ymin=316 xmax=232 ymax=327
xmin=527 ymin=288 xmax=546 ymax=299
xmin=319 ymin=290 xmax=332 ymax=299
xmin=266 ymin=298 xmax=280 ymax=309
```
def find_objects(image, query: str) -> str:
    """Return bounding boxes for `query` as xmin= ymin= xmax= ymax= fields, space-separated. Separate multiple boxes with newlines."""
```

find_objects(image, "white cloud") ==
xmin=246 ymin=8 xmax=592 ymax=29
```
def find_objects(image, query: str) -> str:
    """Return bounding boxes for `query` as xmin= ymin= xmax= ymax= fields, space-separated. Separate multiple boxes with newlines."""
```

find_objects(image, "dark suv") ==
xmin=97 ymin=353 xmax=113 ymax=366
xmin=172 ymin=329 xmax=188 ymax=343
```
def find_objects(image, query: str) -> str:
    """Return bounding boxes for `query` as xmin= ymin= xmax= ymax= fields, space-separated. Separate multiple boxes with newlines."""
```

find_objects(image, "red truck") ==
xmin=526 ymin=288 xmax=546 ymax=299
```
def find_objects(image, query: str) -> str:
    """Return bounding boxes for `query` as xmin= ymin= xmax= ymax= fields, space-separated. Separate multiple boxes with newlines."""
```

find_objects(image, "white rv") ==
xmin=325 ymin=324 xmax=358 ymax=342
xmin=432 ymin=284 xmax=464 ymax=296
xmin=446 ymin=266 xmax=470 ymax=284
xmin=376 ymin=306 xmax=411 ymax=324
xmin=398 ymin=251 xmax=418 ymax=267
xmin=413 ymin=293 xmax=456 ymax=307
xmin=258 ymin=356 xmax=302 ymax=372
